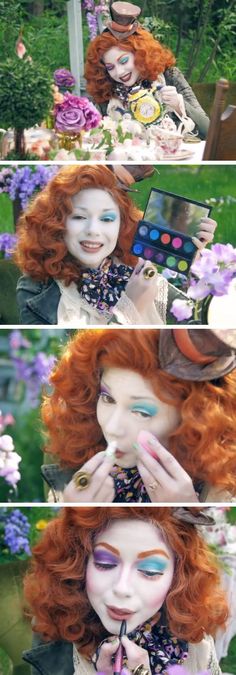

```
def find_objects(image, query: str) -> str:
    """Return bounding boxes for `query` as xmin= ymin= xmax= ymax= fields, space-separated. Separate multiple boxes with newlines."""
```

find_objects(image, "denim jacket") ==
xmin=22 ymin=635 xmax=74 ymax=675
xmin=16 ymin=276 xmax=60 ymax=324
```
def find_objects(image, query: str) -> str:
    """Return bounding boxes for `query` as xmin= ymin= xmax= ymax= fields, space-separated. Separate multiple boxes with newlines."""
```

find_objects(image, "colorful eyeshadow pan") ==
xmin=131 ymin=220 xmax=198 ymax=276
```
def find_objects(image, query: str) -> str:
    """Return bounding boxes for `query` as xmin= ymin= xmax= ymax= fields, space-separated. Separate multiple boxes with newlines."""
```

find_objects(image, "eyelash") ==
xmin=94 ymin=562 xmax=164 ymax=577
xmin=98 ymin=393 xmax=154 ymax=418
xmin=72 ymin=216 xmax=116 ymax=222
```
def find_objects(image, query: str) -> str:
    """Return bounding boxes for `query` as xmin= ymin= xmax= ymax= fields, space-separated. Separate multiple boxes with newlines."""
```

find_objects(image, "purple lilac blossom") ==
xmin=9 ymin=330 xmax=31 ymax=350
xmin=87 ymin=11 xmax=98 ymax=38
xmin=8 ymin=165 xmax=60 ymax=209
xmin=11 ymin=353 xmax=56 ymax=408
xmin=82 ymin=0 xmax=95 ymax=10
xmin=0 ymin=168 xmax=14 ymax=192
xmin=54 ymin=68 xmax=75 ymax=89
xmin=2 ymin=509 xmax=31 ymax=555
xmin=170 ymin=298 xmax=193 ymax=321
xmin=0 ymin=233 xmax=17 ymax=258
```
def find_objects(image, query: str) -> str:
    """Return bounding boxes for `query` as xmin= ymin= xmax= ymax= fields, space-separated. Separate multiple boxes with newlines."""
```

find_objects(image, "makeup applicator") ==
xmin=113 ymin=619 xmax=127 ymax=675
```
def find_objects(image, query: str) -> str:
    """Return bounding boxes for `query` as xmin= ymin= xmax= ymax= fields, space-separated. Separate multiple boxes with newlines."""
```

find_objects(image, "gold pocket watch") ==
xmin=128 ymin=86 xmax=163 ymax=125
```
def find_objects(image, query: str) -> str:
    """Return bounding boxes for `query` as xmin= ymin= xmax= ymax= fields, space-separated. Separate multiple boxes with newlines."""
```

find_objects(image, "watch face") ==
xmin=131 ymin=94 xmax=163 ymax=125
xmin=140 ymin=101 xmax=156 ymax=117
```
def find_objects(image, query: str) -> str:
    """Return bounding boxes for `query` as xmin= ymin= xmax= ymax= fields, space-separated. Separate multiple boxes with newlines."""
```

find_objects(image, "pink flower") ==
xmin=170 ymin=298 xmax=193 ymax=321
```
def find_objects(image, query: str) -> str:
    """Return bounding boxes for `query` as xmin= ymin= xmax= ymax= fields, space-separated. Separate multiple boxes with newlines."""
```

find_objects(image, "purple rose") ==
xmin=54 ymin=93 xmax=101 ymax=133
xmin=55 ymin=107 xmax=86 ymax=133
xmin=54 ymin=68 xmax=75 ymax=89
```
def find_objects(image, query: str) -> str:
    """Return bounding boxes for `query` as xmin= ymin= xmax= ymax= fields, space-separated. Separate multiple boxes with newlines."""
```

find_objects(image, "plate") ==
xmin=160 ymin=148 xmax=195 ymax=160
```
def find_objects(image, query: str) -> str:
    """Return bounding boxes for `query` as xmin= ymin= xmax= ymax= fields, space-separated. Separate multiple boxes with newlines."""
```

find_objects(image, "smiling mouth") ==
xmin=107 ymin=605 xmax=135 ymax=621
xmin=80 ymin=241 xmax=103 ymax=252
xmin=120 ymin=72 xmax=132 ymax=83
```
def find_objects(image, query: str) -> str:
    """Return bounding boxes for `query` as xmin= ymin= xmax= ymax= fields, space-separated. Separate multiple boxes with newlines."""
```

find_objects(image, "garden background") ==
xmin=0 ymin=506 xmax=236 ymax=674
xmin=0 ymin=0 xmax=235 ymax=87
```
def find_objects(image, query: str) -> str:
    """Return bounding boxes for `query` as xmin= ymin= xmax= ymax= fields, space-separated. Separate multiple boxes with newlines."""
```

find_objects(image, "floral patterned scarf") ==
xmin=92 ymin=618 xmax=188 ymax=673
xmin=77 ymin=257 xmax=133 ymax=312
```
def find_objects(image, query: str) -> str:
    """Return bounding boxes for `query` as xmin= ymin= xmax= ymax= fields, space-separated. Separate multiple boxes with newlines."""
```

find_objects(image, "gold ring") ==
xmin=143 ymin=267 xmax=156 ymax=279
xmin=132 ymin=665 xmax=150 ymax=675
xmin=73 ymin=470 xmax=91 ymax=490
xmin=148 ymin=481 xmax=158 ymax=491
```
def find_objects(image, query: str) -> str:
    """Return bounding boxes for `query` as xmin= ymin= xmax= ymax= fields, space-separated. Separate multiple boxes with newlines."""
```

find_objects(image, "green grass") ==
xmin=131 ymin=165 xmax=236 ymax=246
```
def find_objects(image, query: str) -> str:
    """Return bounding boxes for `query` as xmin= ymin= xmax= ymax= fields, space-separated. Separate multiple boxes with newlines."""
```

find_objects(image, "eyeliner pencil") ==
xmin=113 ymin=619 xmax=127 ymax=675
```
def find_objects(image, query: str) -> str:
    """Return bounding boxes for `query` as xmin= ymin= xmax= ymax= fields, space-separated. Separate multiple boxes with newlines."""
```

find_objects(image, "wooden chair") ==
xmin=203 ymin=78 xmax=236 ymax=160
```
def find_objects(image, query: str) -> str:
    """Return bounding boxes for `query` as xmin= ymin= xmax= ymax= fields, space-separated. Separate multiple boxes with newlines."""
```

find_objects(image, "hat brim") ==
xmin=158 ymin=329 xmax=236 ymax=381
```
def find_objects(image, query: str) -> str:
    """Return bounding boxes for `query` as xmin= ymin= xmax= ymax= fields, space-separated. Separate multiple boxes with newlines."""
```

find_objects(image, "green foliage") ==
xmin=0 ymin=56 xmax=53 ymax=130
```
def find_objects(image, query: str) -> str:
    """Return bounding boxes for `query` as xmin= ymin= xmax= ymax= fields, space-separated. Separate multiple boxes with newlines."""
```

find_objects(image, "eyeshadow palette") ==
xmin=131 ymin=188 xmax=212 ymax=275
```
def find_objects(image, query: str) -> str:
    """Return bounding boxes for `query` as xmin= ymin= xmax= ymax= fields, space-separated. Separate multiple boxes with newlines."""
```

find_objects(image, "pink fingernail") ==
xmin=137 ymin=431 xmax=159 ymax=459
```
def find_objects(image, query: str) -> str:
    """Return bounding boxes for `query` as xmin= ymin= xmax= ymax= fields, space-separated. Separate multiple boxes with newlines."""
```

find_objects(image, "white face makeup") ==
xmin=103 ymin=46 xmax=140 ymax=87
xmin=64 ymin=189 xmax=120 ymax=268
xmin=86 ymin=519 xmax=174 ymax=634
xmin=96 ymin=367 xmax=181 ymax=468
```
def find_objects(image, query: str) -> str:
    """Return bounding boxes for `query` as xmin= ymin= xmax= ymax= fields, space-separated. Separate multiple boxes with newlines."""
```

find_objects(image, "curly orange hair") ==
xmin=42 ymin=329 xmax=236 ymax=494
xmin=85 ymin=27 xmax=176 ymax=104
xmin=24 ymin=506 xmax=228 ymax=652
xmin=15 ymin=165 xmax=140 ymax=284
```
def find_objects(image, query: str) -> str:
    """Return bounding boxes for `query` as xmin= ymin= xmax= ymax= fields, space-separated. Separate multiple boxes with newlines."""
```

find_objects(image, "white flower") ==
xmin=0 ymin=434 xmax=14 ymax=452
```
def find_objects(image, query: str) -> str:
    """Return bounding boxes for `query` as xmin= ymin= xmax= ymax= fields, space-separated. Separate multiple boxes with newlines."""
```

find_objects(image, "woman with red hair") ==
xmin=40 ymin=328 xmax=236 ymax=503
xmin=15 ymin=164 xmax=216 ymax=326
xmin=22 ymin=506 xmax=226 ymax=673
xmin=85 ymin=2 xmax=209 ymax=139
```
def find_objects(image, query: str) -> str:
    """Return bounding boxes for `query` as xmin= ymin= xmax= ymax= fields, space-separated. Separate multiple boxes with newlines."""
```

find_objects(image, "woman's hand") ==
xmin=159 ymin=85 xmax=184 ymax=116
xmin=192 ymin=216 xmax=217 ymax=250
xmin=125 ymin=259 xmax=158 ymax=316
xmin=96 ymin=635 xmax=151 ymax=674
xmin=63 ymin=451 xmax=115 ymax=502
xmin=136 ymin=431 xmax=198 ymax=503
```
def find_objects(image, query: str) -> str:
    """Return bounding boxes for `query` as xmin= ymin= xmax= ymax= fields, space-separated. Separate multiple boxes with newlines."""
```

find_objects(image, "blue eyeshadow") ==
xmin=131 ymin=402 xmax=158 ymax=416
xmin=138 ymin=558 xmax=168 ymax=572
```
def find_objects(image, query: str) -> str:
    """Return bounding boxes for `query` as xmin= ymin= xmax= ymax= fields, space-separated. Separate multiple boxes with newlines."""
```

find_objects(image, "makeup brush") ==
xmin=113 ymin=619 xmax=127 ymax=675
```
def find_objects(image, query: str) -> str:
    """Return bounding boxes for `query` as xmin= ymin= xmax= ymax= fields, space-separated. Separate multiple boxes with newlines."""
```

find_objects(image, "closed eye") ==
xmin=131 ymin=409 xmax=154 ymax=419
xmin=94 ymin=562 xmax=117 ymax=570
xmin=138 ymin=569 xmax=165 ymax=577
xmin=99 ymin=392 xmax=115 ymax=404
xmin=119 ymin=56 xmax=129 ymax=64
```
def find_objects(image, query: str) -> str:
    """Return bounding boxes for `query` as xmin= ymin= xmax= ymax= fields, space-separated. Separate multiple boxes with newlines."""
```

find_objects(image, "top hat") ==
xmin=158 ymin=328 xmax=236 ymax=381
xmin=107 ymin=1 xmax=141 ymax=39
xmin=111 ymin=164 xmax=155 ymax=191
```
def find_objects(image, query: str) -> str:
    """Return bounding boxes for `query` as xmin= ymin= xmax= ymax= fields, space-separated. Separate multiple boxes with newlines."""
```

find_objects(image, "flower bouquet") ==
xmin=54 ymin=92 xmax=102 ymax=150
xmin=170 ymin=243 xmax=236 ymax=324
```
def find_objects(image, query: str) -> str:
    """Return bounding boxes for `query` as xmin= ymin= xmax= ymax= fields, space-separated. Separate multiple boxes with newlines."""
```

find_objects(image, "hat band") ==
xmin=110 ymin=19 xmax=136 ymax=32
xmin=172 ymin=329 xmax=217 ymax=364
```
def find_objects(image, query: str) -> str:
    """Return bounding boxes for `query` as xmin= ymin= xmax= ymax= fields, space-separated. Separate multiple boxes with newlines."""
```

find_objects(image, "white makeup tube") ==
xmin=105 ymin=441 xmax=117 ymax=458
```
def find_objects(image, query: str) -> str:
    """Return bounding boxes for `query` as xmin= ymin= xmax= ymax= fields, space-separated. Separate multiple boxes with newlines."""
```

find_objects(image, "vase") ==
xmin=56 ymin=130 xmax=83 ymax=151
